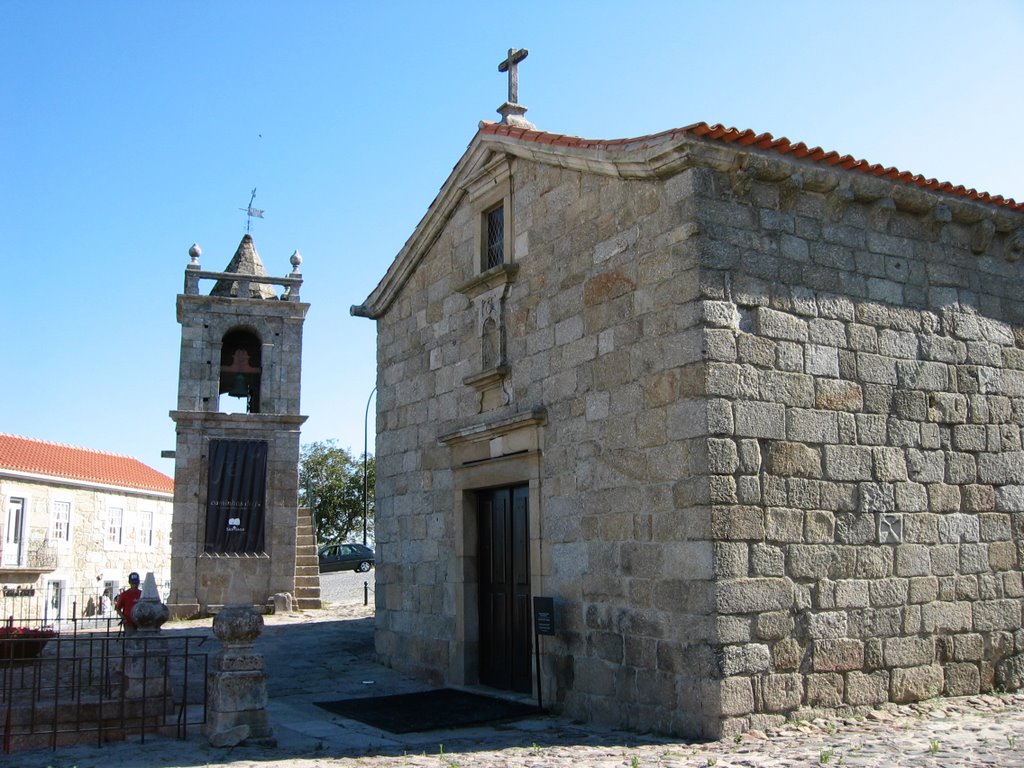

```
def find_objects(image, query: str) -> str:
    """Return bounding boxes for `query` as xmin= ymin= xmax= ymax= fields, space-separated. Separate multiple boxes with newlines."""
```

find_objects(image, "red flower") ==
xmin=0 ymin=626 xmax=57 ymax=640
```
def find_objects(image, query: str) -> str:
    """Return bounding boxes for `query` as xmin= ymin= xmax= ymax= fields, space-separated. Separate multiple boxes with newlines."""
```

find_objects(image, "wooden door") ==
xmin=478 ymin=485 xmax=531 ymax=693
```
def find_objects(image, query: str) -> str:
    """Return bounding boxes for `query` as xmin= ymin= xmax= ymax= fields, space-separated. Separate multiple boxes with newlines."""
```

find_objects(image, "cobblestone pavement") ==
xmin=15 ymin=582 xmax=1024 ymax=767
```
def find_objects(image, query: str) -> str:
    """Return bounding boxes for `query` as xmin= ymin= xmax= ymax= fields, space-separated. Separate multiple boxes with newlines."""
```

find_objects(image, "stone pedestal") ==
xmin=122 ymin=573 xmax=173 ymax=724
xmin=123 ymin=636 xmax=170 ymax=698
xmin=206 ymin=604 xmax=275 ymax=747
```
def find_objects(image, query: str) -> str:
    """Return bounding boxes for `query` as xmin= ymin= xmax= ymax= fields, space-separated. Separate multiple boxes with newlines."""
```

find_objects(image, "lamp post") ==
xmin=363 ymin=386 xmax=377 ymax=547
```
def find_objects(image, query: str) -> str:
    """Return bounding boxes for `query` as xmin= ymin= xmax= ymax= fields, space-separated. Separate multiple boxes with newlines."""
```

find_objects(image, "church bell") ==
xmin=227 ymin=372 xmax=250 ymax=399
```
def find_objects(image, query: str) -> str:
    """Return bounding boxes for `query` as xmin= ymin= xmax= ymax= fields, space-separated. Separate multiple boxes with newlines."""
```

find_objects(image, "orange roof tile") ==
xmin=0 ymin=434 xmax=173 ymax=495
xmin=478 ymin=121 xmax=1023 ymax=214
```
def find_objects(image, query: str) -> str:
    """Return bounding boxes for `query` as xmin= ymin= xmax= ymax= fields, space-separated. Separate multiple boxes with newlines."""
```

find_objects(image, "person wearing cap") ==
xmin=114 ymin=572 xmax=143 ymax=635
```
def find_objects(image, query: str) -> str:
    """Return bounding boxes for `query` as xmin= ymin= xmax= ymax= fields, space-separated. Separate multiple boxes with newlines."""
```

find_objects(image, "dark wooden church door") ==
xmin=478 ymin=485 xmax=532 ymax=693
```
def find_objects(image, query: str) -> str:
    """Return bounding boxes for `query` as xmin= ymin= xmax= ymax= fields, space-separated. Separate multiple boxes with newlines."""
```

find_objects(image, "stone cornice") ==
xmin=169 ymin=411 xmax=308 ymax=428
xmin=438 ymin=408 xmax=547 ymax=446
xmin=177 ymin=293 xmax=309 ymax=324
xmin=455 ymin=263 xmax=519 ymax=299
xmin=462 ymin=365 xmax=510 ymax=391
xmin=351 ymin=126 xmax=1024 ymax=320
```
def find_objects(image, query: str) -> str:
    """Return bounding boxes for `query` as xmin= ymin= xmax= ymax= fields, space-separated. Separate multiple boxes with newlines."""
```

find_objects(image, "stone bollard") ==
xmin=206 ymin=604 xmax=276 ymax=748
xmin=123 ymin=572 xmax=171 ymax=701
xmin=271 ymin=592 xmax=293 ymax=614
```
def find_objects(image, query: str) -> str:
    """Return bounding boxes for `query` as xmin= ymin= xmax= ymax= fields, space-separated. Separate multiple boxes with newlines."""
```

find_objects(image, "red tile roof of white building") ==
xmin=0 ymin=434 xmax=173 ymax=495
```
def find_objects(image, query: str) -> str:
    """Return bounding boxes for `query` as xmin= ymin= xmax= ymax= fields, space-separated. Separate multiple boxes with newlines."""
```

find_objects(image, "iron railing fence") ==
xmin=0 ymin=584 xmax=170 ymax=630
xmin=1 ymin=628 xmax=208 ymax=752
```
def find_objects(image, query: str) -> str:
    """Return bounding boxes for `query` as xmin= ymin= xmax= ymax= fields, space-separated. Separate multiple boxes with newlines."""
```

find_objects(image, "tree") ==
xmin=298 ymin=440 xmax=374 ymax=546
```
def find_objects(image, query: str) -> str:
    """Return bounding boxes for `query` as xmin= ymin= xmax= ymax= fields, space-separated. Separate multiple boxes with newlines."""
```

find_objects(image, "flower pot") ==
xmin=0 ymin=629 xmax=56 ymax=663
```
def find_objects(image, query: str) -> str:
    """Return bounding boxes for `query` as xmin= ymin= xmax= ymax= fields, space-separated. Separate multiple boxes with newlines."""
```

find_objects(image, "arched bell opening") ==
xmin=218 ymin=329 xmax=262 ymax=413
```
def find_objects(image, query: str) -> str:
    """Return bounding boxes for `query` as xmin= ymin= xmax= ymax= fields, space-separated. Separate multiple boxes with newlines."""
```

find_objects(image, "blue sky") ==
xmin=3 ymin=1 xmax=1022 ymax=473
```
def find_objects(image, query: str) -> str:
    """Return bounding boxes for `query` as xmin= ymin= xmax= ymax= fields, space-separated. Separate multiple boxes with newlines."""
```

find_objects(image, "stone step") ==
xmin=4 ymin=697 xmax=175 ymax=726
xmin=294 ymin=507 xmax=321 ymax=610
xmin=3 ymin=700 xmax=179 ymax=751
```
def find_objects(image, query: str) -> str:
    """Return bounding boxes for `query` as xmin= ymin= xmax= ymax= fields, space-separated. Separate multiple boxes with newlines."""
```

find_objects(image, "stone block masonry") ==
xmin=169 ymin=238 xmax=311 ymax=616
xmin=694 ymin=161 xmax=1024 ymax=736
xmin=358 ymin=123 xmax=1024 ymax=740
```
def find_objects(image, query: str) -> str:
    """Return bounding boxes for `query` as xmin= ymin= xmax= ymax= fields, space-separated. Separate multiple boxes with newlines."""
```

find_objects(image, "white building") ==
xmin=0 ymin=433 xmax=173 ymax=625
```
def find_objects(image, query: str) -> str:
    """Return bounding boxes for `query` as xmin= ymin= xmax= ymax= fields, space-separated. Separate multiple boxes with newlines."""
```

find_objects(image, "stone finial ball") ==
xmin=189 ymin=243 xmax=202 ymax=260
xmin=290 ymin=250 xmax=302 ymax=268
xmin=212 ymin=604 xmax=265 ymax=645
xmin=132 ymin=597 xmax=170 ymax=631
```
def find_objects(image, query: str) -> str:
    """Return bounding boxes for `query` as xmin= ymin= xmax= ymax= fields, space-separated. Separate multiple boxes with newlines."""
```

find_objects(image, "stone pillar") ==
xmin=123 ymin=572 xmax=171 ymax=701
xmin=206 ymin=604 xmax=275 ymax=747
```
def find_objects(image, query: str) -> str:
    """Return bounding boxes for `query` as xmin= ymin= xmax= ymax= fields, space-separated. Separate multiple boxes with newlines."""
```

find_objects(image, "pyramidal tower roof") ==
xmin=211 ymin=234 xmax=277 ymax=299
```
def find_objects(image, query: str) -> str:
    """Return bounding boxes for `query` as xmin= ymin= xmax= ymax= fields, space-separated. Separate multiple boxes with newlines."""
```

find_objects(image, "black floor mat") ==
xmin=315 ymin=688 xmax=541 ymax=733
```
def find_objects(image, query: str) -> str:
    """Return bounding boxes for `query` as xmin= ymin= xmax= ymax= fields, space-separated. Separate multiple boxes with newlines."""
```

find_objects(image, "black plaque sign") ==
xmin=205 ymin=439 xmax=268 ymax=553
xmin=2 ymin=587 xmax=35 ymax=597
xmin=533 ymin=596 xmax=555 ymax=636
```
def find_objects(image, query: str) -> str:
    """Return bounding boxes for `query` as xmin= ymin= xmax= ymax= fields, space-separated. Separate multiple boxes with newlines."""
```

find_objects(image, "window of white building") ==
xmin=52 ymin=500 xmax=71 ymax=542
xmin=140 ymin=509 xmax=153 ymax=547
xmin=107 ymin=507 xmax=123 ymax=545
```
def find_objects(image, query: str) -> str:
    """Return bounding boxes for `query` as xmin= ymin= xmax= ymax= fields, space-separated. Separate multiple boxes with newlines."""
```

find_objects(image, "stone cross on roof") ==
xmin=495 ymin=47 xmax=535 ymax=130
xmin=499 ymin=48 xmax=528 ymax=105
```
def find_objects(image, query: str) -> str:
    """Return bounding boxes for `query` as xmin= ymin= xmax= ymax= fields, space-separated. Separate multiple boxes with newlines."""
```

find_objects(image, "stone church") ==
xmin=352 ymin=53 xmax=1024 ymax=738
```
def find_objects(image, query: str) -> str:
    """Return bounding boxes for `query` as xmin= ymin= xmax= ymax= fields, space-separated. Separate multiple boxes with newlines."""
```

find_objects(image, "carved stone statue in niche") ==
xmin=480 ymin=294 xmax=502 ymax=370
xmin=458 ymin=266 xmax=518 ymax=413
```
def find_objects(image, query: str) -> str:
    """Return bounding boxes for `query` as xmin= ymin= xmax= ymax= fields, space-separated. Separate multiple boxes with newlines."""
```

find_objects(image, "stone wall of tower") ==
xmin=169 ymin=258 xmax=308 ymax=616
xmin=174 ymin=293 xmax=306 ymax=416
xmin=169 ymin=412 xmax=304 ymax=612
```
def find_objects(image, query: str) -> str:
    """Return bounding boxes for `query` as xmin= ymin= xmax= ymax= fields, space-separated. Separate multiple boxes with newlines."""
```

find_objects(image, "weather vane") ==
xmin=240 ymin=187 xmax=265 ymax=233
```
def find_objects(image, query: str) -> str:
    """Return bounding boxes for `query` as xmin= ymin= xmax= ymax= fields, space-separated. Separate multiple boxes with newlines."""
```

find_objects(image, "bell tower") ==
xmin=168 ymin=235 xmax=313 ymax=616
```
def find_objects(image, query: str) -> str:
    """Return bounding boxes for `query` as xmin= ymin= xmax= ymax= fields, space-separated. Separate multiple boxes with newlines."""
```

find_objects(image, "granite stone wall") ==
xmin=0 ymin=477 xmax=171 ymax=621
xmin=370 ymin=144 xmax=1024 ymax=738
xmin=690 ymin=162 xmax=1024 ymax=735
xmin=170 ymin=285 xmax=308 ymax=615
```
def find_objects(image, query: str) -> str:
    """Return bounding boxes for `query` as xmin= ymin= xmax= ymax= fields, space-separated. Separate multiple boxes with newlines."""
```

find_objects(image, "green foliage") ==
xmin=298 ymin=440 xmax=374 ymax=545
